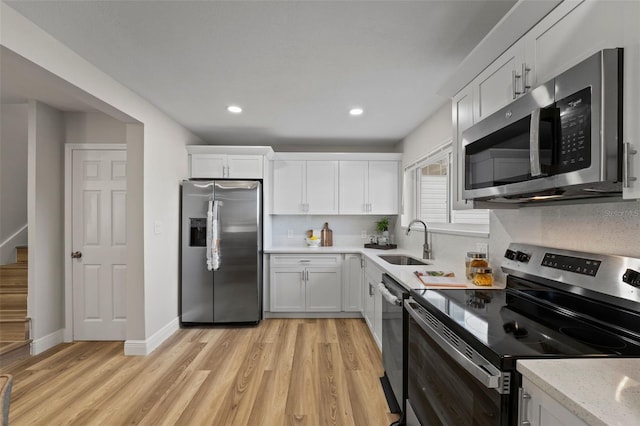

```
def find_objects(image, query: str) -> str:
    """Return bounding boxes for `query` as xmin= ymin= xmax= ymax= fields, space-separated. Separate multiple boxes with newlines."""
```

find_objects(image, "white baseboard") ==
xmin=124 ymin=317 xmax=180 ymax=356
xmin=32 ymin=328 xmax=64 ymax=355
xmin=264 ymin=312 xmax=363 ymax=319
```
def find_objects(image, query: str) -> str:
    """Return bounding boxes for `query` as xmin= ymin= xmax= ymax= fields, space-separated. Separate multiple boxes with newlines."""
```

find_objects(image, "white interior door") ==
xmin=72 ymin=149 xmax=127 ymax=340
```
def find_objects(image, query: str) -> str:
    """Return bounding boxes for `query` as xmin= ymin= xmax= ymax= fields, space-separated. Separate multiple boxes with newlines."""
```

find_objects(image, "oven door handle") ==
xmin=378 ymin=282 xmax=401 ymax=306
xmin=405 ymin=300 xmax=502 ymax=390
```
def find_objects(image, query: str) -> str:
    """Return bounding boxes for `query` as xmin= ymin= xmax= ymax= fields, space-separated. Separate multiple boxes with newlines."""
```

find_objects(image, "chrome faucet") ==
xmin=406 ymin=219 xmax=431 ymax=260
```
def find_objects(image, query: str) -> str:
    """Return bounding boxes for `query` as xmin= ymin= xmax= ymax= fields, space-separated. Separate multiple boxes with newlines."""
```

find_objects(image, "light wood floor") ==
xmin=1 ymin=318 xmax=399 ymax=425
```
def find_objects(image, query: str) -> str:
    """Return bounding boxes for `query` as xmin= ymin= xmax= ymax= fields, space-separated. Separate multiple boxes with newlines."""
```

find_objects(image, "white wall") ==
xmin=2 ymin=3 xmax=201 ymax=353
xmin=28 ymin=100 xmax=65 ymax=351
xmin=395 ymin=100 xmax=490 ymax=264
xmin=65 ymin=111 xmax=127 ymax=144
xmin=123 ymin=123 xmax=144 ymax=342
xmin=399 ymin=101 xmax=451 ymax=167
xmin=0 ymin=103 xmax=28 ymax=264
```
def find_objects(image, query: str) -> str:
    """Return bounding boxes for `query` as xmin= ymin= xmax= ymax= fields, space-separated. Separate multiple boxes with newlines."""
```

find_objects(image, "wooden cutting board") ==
xmin=414 ymin=271 xmax=468 ymax=288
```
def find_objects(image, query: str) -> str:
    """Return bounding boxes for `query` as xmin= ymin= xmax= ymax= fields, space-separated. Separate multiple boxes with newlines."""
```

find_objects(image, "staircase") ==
xmin=0 ymin=246 xmax=31 ymax=367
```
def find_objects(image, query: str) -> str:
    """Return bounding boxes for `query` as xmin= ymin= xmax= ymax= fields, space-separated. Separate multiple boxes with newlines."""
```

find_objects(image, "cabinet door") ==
xmin=473 ymin=40 xmax=526 ymax=122
xmin=525 ymin=0 xmax=624 ymax=86
xmin=306 ymin=161 xmax=339 ymax=214
xmin=373 ymin=284 xmax=383 ymax=350
xmin=363 ymin=277 xmax=376 ymax=332
xmin=227 ymin=155 xmax=263 ymax=179
xmin=339 ymin=161 xmax=368 ymax=214
xmin=270 ymin=267 xmax=306 ymax=312
xmin=342 ymin=254 xmax=363 ymax=312
xmin=190 ymin=154 xmax=226 ymax=178
xmin=521 ymin=379 xmax=588 ymax=426
xmin=452 ymin=86 xmax=475 ymax=210
xmin=368 ymin=161 xmax=399 ymax=214
xmin=272 ymin=160 xmax=305 ymax=214
xmin=623 ymin=0 xmax=640 ymax=199
xmin=305 ymin=267 xmax=342 ymax=312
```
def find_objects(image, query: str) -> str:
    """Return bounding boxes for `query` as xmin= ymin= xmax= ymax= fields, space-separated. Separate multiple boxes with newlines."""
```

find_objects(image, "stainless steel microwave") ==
xmin=462 ymin=49 xmax=623 ymax=204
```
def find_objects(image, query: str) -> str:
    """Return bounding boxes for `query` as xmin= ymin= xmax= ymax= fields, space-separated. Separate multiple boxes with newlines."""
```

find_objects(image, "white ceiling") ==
xmin=2 ymin=0 xmax=516 ymax=147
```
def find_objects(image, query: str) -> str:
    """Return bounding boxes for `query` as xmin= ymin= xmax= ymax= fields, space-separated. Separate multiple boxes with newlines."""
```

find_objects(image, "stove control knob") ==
xmin=623 ymin=268 xmax=640 ymax=287
xmin=516 ymin=251 xmax=531 ymax=263
xmin=504 ymin=249 xmax=517 ymax=260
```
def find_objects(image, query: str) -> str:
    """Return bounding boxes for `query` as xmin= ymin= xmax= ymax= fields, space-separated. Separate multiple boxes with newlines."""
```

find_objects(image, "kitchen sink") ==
xmin=378 ymin=255 xmax=429 ymax=266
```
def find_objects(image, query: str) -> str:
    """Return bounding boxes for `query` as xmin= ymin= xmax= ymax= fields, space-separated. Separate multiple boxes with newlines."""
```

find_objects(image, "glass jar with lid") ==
xmin=465 ymin=252 xmax=488 ymax=280
xmin=473 ymin=268 xmax=494 ymax=286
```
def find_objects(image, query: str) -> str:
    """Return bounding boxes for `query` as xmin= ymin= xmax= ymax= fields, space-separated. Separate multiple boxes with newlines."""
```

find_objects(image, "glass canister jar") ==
xmin=473 ymin=268 xmax=494 ymax=286
xmin=465 ymin=252 xmax=488 ymax=280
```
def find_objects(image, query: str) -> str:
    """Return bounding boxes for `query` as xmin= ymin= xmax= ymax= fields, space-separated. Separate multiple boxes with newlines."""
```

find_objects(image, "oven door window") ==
xmin=408 ymin=316 xmax=506 ymax=425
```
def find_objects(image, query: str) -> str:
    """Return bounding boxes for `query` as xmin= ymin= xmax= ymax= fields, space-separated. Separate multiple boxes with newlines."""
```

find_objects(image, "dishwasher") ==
xmin=379 ymin=273 xmax=409 ymax=425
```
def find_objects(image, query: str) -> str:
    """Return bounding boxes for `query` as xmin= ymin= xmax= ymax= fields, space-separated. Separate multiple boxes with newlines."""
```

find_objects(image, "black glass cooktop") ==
xmin=410 ymin=276 xmax=640 ymax=370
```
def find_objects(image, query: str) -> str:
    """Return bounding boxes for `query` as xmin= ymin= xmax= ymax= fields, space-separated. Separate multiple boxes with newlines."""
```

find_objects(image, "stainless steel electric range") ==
xmin=405 ymin=243 xmax=640 ymax=426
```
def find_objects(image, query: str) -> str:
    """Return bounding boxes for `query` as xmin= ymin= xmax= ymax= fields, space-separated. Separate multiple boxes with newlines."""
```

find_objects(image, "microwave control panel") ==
xmin=556 ymin=87 xmax=591 ymax=173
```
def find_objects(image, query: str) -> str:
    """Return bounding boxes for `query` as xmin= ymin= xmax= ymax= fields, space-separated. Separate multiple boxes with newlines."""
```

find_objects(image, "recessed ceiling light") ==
xmin=227 ymin=105 xmax=243 ymax=114
xmin=349 ymin=107 xmax=364 ymax=116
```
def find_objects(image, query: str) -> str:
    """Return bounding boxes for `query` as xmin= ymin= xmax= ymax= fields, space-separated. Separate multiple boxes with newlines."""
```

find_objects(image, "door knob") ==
xmin=71 ymin=251 xmax=82 ymax=259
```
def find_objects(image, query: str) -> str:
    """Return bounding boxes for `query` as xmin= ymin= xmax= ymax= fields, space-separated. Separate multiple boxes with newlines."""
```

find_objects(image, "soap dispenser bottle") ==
xmin=321 ymin=222 xmax=333 ymax=247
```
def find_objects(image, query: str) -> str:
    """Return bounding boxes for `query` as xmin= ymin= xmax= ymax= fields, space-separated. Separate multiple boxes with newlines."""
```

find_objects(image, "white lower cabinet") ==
xmin=342 ymin=254 xmax=363 ymax=312
xmin=363 ymin=258 xmax=383 ymax=350
xmin=270 ymin=254 xmax=342 ymax=312
xmin=520 ymin=378 xmax=588 ymax=426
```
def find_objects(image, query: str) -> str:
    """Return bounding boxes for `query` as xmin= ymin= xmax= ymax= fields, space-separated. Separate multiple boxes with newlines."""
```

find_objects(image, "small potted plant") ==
xmin=376 ymin=217 xmax=390 ymax=239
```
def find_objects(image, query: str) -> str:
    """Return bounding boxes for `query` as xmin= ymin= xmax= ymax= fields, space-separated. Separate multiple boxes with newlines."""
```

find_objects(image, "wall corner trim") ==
xmin=32 ymin=329 xmax=65 ymax=355
xmin=124 ymin=317 xmax=180 ymax=356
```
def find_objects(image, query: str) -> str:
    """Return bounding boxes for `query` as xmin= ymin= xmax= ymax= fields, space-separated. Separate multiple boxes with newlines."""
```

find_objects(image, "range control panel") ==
xmin=541 ymin=253 xmax=601 ymax=277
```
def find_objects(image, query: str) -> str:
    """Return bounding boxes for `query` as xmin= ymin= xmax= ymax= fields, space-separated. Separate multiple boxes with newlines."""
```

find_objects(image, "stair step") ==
xmin=0 ymin=264 xmax=27 ymax=289
xmin=16 ymin=246 xmax=28 ymax=263
xmin=0 ymin=319 xmax=29 ymax=340
xmin=0 ymin=340 xmax=32 ymax=367
xmin=0 ymin=292 xmax=27 ymax=311
xmin=0 ymin=310 xmax=27 ymax=320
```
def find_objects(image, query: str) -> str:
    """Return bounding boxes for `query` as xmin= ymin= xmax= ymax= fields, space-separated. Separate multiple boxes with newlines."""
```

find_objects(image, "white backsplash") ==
xmin=270 ymin=215 xmax=391 ymax=247
xmin=488 ymin=199 xmax=640 ymax=282
xmin=393 ymin=226 xmax=489 ymax=270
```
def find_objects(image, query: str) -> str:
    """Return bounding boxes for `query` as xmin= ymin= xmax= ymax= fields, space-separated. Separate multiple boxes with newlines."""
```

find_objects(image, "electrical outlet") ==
xmin=361 ymin=230 xmax=368 ymax=239
xmin=287 ymin=229 xmax=294 ymax=238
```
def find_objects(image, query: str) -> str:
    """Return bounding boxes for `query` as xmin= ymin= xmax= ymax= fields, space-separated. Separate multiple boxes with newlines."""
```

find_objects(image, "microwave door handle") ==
xmin=529 ymin=108 xmax=543 ymax=177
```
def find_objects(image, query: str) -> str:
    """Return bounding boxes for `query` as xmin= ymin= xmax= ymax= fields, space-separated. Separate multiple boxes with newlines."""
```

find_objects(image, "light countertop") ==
xmin=265 ymin=245 xmax=504 ymax=291
xmin=517 ymin=358 xmax=640 ymax=426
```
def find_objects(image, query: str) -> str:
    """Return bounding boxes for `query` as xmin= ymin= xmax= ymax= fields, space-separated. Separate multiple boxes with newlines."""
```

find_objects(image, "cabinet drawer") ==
xmin=270 ymin=254 xmax=342 ymax=267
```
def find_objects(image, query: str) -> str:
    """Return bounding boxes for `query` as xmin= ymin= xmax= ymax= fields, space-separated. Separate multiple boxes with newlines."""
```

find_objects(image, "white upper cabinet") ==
xmin=272 ymin=160 xmax=306 ymax=213
xmin=339 ymin=161 xmax=369 ymax=214
xmin=191 ymin=154 xmax=227 ymax=178
xmin=271 ymin=153 xmax=401 ymax=215
xmin=524 ymin=0 xmax=624 ymax=86
xmin=187 ymin=146 xmax=272 ymax=179
xmin=190 ymin=154 xmax=263 ymax=178
xmin=339 ymin=160 xmax=399 ymax=214
xmin=272 ymin=159 xmax=339 ymax=214
xmin=473 ymin=38 xmax=529 ymax=122
xmin=306 ymin=161 xmax=340 ymax=214
xmin=452 ymin=85 xmax=475 ymax=210
xmin=447 ymin=0 xmax=640 ymax=201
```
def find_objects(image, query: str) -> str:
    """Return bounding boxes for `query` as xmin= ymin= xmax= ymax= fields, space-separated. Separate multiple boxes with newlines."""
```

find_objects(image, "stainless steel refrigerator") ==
xmin=180 ymin=180 xmax=262 ymax=324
